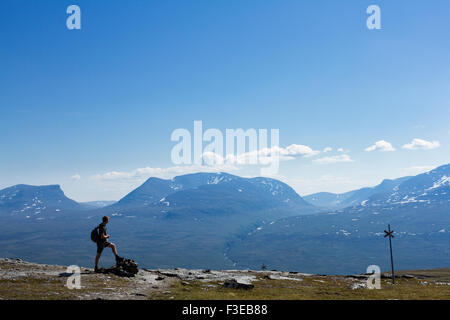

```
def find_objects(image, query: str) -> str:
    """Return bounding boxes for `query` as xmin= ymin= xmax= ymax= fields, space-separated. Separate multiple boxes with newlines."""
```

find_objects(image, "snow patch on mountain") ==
xmin=426 ymin=175 xmax=450 ymax=191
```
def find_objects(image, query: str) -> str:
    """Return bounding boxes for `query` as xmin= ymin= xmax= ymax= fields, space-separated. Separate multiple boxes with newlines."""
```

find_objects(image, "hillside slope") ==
xmin=0 ymin=184 xmax=82 ymax=217
xmin=108 ymin=172 xmax=314 ymax=216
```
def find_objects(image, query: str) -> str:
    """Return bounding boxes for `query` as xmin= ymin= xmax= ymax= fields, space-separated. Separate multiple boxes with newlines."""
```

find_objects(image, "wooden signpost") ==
xmin=384 ymin=224 xmax=395 ymax=284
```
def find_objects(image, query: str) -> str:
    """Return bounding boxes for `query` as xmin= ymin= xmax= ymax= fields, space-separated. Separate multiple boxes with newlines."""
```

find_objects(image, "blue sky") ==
xmin=1 ymin=0 xmax=449 ymax=201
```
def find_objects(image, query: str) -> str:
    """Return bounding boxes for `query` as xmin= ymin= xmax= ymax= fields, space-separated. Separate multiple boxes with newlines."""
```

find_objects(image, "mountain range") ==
xmin=109 ymin=173 xmax=313 ymax=218
xmin=228 ymin=164 xmax=450 ymax=273
xmin=0 ymin=165 xmax=448 ymax=274
xmin=0 ymin=184 xmax=82 ymax=217
xmin=0 ymin=172 xmax=315 ymax=219
xmin=303 ymin=176 xmax=412 ymax=209
xmin=304 ymin=165 xmax=449 ymax=210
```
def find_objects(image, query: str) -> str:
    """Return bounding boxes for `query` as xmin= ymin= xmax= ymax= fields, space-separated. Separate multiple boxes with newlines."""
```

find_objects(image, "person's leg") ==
xmin=107 ymin=243 xmax=123 ymax=264
xmin=109 ymin=243 xmax=118 ymax=257
xmin=95 ymin=252 xmax=101 ymax=268
xmin=95 ymin=242 xmax=104 ymax=270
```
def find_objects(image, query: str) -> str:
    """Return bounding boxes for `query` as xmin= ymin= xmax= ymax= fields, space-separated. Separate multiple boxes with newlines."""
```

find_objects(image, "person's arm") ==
xmin=99 ymin=225 xmax=109 ymax=240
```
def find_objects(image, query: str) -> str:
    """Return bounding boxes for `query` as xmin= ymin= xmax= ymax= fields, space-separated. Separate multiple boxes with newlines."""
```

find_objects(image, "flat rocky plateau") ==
xmin=1 ymin=258 xmax=449 ymax=300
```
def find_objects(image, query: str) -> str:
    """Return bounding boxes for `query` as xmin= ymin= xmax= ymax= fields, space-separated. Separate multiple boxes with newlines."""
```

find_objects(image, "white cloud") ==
xmin=198 ymin=144 xmax=320 ymax=166
xmin=282 ymin=144 xmax=320 ymax=157
xmin=93 ymin=143 xmax=320 ymax=183
xmin=402 ymin=138 xmax=440 ymax=150
xmin=92 ymin=164 xmax=239 ymax=182
xmin=337 ymin=148 xmax=344 ymax=152
xmin=71 ymin=174 xmax=81 ymax=181
xmin=323 ymin=147 xmax=332 ymax=153
xmin=313 ymin=154 xmax=354 ymax=164
xmin=365 ymin=140 xmax=396 ymax=152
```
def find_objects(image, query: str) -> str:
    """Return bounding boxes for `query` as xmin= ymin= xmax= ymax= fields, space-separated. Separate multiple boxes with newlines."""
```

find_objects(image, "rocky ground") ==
xmin=0 ymin=258 xmax=449 ymax=300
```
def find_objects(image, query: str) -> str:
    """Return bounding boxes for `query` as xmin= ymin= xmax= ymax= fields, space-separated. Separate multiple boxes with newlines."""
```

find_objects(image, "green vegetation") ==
xmin=1 ymin=259 xmax=449 ymax=300
xmin=153 ymin=274 xmax=450 ymax=300
xmin=0 ymin=276 xmax=132 ymax=300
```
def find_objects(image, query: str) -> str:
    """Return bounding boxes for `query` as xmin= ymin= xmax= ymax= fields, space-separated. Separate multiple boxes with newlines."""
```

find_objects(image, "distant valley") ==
xmin=0 ymin=166 xmax=448 ymax=274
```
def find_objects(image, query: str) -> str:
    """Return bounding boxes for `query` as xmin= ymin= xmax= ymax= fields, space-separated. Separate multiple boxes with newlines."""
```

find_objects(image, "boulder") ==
xmin=222 ymin=279 xmax=254 ymax=290
xmin=98 ymin=258 xmax=139 ymax=277
xmin=118 ymin=258 xmax=139 ymax=275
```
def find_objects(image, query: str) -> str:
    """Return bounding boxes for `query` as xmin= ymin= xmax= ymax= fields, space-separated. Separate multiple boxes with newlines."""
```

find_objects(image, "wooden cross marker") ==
xmin=384 ymin=224 xmax=395 ymax=284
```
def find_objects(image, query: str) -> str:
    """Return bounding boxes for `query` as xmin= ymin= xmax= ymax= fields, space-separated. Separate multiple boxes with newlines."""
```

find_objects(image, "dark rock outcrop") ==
xmin=98 ymin=258 xmax=139 ymax=277
xmin=222 ymin=279 xmax=254 ymax=290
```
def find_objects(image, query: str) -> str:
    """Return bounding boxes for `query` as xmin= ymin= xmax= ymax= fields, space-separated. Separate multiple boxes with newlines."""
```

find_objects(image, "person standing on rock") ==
xmin=94 ymin=216 xmax=123 ymax=272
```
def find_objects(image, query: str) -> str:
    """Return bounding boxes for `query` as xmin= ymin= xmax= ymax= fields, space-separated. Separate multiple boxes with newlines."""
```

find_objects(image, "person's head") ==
xmin=102 ymin=216 xmax=109 ymax=225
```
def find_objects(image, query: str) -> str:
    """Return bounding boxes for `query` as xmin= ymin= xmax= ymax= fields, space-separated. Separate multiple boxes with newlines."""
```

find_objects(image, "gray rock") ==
xmin=265 ymin=274 xmax=302 ymax=281
xmin=222 ymin=279 xmax=254 ymax=290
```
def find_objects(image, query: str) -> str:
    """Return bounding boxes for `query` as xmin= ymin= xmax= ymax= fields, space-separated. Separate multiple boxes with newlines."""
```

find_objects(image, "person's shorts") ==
xmin=96 ymin=241 xmax=111 ymax=254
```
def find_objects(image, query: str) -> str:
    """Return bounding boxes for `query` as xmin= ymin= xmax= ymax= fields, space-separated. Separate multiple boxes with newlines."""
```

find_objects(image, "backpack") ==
xmin=90 ymin=225 xmax=100 ymax=243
